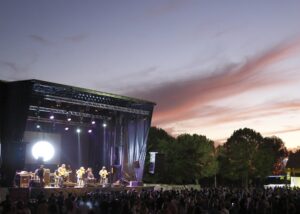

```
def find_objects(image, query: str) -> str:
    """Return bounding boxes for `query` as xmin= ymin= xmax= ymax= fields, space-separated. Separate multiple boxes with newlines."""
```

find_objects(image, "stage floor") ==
xmin=8 ymin=185 xmax=155 ymax=202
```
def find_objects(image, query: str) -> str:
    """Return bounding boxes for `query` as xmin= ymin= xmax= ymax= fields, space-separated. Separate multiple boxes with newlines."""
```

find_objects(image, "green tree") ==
xmin=220 ymin=128 xmax=263 ymax=187
xmin=143 ymin=127 xmax=175 ymax=183
xmin=163 ymin=134 xmax=218 ymax=184
xmin=144 ymin=128 xmax=218 ymax=184
xmin=263 ymin=136 xmax=288 ymax=175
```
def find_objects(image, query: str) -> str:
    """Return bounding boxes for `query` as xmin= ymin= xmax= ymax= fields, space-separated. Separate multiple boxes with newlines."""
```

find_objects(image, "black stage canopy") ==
xmin=0 ymin=79 xmax=155 ymax=187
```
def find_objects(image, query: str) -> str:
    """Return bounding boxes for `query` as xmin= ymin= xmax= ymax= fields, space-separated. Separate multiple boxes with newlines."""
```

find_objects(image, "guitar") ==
xmin=99 ymin=171 xmax=110 ymax=179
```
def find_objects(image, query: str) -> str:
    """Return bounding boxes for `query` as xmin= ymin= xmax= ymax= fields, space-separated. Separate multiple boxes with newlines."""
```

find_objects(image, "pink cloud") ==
xmin=131 ymin=39 xmax=300 ymax=126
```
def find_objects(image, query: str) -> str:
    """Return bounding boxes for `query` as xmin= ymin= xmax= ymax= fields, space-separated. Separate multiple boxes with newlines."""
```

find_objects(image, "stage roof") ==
xmin=2 ymin=79 xmax=156 ymax=126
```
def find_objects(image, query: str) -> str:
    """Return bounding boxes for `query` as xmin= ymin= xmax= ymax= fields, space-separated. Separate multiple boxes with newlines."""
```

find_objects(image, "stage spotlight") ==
xmin=36 ymin=124 xmax=41 ymax=129
xmin=88 ymin=129 xmax=92 ymax=133
xmin=76 ymin=128 xmax=81 ymax=133
xmin=65 ymin=127 xmax=69 ymax=131
xmin=91 ymin=120 xmax=96 ymax=125
xmin=50 ymin=114 xmax=54 ymax=120
xmin=67 ymin=117 xmax=71 ymax=122
xmin=102 ymin=122 xmax=107 ymax=128
xmin=32 ymin=140 xmax=55 ymax=162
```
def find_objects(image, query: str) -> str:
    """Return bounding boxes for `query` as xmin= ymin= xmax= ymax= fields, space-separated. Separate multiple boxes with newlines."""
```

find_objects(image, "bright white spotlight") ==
xmin=91 ymin=120 xmax=96 ymax=125
xmin=32 ymin=141 xmax=55 ymax=162
xmin=50 ymin=115 xmax=54 ymax=120
xmin=67 ymin=117 xmax=71 ymax=122
xmin=102 ymin=122 xmax=107 ymax=128
xmin=88 ymin=129 xmax=92 ymax=133
xmin=36 ymin=124 xmax=41 ymax=129
xmin=76 ymin=128 xmax=81 ymax=133
xmin=65 ymin=127 xmax=69 ymax=131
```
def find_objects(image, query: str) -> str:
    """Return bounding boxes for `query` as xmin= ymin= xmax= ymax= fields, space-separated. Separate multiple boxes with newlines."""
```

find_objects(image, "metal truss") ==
xmin=29 ymin=105 xmax=111 ymax=120
xmin=44 ymin=95 xmax=150 ymax=116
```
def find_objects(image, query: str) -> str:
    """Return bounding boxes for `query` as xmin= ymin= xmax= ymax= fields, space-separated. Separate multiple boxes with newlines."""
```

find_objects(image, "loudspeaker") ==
xmin=44 ymin=169 xmax=50 ymax=186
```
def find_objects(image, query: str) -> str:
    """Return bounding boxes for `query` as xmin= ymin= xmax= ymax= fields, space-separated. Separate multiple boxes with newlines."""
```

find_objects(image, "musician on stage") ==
xmin=76 ymin=167 xmax=85 ymax=187
xmin=36 ymin=165 xmax=45 ymax=187
xmin=99 ymin=166 xmax=109 ymax=186
xmin=57 ymin=164 xmax=67 ymax=187
xmin=86 ymin=167 xmax=95 ymax=181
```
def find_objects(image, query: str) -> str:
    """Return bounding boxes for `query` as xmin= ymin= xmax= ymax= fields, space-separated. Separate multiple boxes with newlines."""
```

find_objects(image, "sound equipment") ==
xmin=44 ymin=169 xmax=50 ymax=186
xmin=20 ymin=175 xmax=30 ymax=188
xmin=29 ymin=180 xmax=41 ymax=188
xmin=64 ymin=182 xmax=76 ymax=188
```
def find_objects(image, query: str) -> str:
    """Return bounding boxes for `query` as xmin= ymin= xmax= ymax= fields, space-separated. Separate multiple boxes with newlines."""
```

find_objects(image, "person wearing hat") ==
xmin=99 ymin=166 xmax=109 ymax=186
xmin=76 ymin=166 xmax=86 ymax=187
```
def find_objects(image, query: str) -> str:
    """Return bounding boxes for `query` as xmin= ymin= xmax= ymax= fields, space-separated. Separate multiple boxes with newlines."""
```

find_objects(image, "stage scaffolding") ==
xmin=0 ymin=79 xmax=155 ymax=187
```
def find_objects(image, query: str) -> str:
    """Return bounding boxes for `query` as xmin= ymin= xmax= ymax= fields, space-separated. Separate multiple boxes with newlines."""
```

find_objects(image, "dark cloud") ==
xmin=0 ymin=53 xmax=38 ymax=75
xmin=0 ymin=61 xmax=19 ymax=73
xmin=28 ymin=34 xmax=52 ymax=45
xmin=64 ymin=34 xmax=88 ymax=43
xmin=264 ymin=127 xmax=300 ymax=136
xmin=129 ymin=39 xmax=300 ymax=126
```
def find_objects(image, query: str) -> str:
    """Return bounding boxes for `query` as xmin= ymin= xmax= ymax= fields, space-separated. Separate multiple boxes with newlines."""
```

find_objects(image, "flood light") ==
xmin=32 ymin=141 xmax=55 ymax=162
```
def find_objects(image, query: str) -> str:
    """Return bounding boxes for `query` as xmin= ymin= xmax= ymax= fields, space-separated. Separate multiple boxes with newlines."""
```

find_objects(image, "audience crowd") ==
xmin=1 ymin=187 xmax=300 ymax=214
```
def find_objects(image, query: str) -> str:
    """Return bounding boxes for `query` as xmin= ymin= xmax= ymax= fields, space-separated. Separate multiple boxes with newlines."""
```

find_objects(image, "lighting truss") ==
xmin=29 ymin=105 xmax=111 ymax=120
xmin=44 ymin=95 xmax=150 ymax=116
xmin=27 ymin=116 xmax=101 ymax=128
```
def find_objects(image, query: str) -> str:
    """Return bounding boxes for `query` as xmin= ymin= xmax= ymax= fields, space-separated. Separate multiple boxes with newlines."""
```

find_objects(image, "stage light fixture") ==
xmin=50 ymin=114 xmax=54 ymax=120
xmin=65 ymin=127 xmax=69 ymax=131
xmin=88 ymin=129 xmax=92 ymax=133
xmin=36 ymin=124 xmax=41 ymax=129
xmin=102 ymin=122 xmax=107 ymax=127
xmin=91 ymin=120 xmax=96 ymax=125
xmin=32 ymin=140 xmax=55 ymax=162
xmin=67 ymin=117 xmax=71 ymax=122
xmin=76 ymin=128 xmax=81 ymax=133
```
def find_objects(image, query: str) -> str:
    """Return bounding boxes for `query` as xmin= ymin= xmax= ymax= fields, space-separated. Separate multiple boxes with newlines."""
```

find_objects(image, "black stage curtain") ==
xmin=0 ymin=81 xmax=33 ymax=186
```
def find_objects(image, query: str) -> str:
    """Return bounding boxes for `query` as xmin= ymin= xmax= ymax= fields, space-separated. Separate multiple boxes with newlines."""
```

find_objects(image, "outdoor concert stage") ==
xmin=8 ymin=185 xmax=155 ymax=202
xmin=0 ymin=79 xmax=155 ymax=187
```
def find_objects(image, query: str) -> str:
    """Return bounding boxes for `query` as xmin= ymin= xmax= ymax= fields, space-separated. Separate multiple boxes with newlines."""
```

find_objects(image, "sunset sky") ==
xmin=1 ymin=0 xmax=300 ymax=148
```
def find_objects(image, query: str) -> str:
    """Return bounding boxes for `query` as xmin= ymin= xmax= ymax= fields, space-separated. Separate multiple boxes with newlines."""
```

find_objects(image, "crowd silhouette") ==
xmin=1 ymin=187 xmax=300 ymax=214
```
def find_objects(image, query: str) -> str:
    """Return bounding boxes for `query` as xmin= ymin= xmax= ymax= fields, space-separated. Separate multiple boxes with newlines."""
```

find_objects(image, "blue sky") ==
xmin=1 ymin=0 xmax=300 ymax=148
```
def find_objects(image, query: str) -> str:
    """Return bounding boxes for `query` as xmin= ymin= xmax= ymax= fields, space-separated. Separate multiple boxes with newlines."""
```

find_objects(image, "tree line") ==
xmin=143 ymin=127 xmax=291 ymax=187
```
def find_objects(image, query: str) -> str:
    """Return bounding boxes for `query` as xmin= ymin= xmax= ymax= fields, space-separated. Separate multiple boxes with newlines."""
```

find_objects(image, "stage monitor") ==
xmin=23 ymin=131 xmax=61 ymax=164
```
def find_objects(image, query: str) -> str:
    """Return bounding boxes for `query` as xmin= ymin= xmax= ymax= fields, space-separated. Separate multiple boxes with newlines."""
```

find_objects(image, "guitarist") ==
xmin=76 ymin=167 xmax=86 ymax=187
xmin=57 ymin=164 xmax=68 ymax=186
xmin=99 ymin=166 xmax=109 ymax=186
